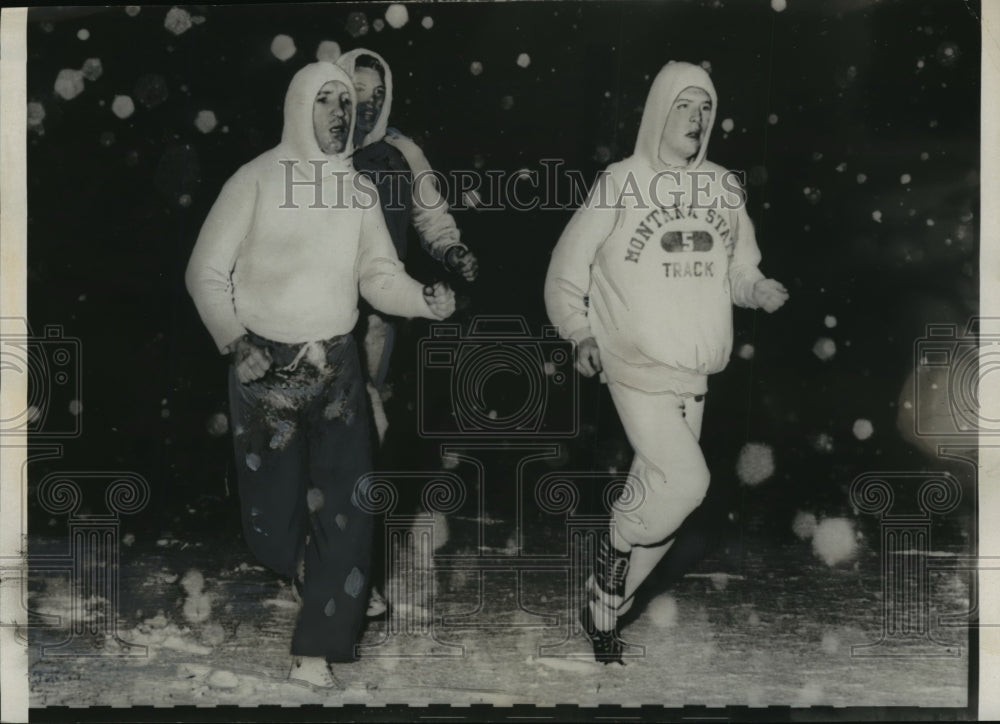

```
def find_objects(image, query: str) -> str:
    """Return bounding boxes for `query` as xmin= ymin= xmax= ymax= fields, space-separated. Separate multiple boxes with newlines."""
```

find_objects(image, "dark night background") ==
xmin=23 ymin=1 xmax=980 ymax=559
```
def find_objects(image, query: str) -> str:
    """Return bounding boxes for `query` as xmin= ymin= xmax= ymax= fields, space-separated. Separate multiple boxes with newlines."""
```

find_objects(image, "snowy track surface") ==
xmin=26 ymin=531 xmax=968 ymax=708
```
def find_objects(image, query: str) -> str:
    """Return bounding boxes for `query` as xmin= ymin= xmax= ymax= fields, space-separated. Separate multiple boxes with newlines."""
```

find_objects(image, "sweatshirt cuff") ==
xmin=567 ymin=325 xmax=593 ymax=344
xmin=213 ymin=322 xmax=247 ymax=355
xmin=735 ymin=269 xmax=766 ymax=308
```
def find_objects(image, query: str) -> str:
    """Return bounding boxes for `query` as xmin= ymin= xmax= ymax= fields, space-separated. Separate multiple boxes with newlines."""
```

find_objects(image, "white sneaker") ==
xmin=366 ymin=587 xmax=388 ymax=617
xmin=288 ymin=656 xmax=340 ymax=689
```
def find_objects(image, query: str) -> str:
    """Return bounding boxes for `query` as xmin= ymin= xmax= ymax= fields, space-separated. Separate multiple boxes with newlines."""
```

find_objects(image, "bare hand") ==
xmin=423 ymin=282 xmax=456 ymax=320
xmin=232 ymin=337 xmax=273 ymax=383
xmin=445 ymin=245 xmax=479 ymax=282
xmin=575 ymin=337 xmax=603 ymax=377
xmin=753 ymin=278 xmax=789 ymax=313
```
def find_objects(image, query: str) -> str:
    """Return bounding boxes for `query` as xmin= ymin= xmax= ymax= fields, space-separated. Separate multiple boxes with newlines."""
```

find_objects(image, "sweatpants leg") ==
xmin=607 ymin=383 xmax=709 ymax=550
xmin=620 ymin=393 xmax=705 ymax=606
xmin=228 ymin=367 xmax=308 ymax=579
xmin=290 ymin=337 xmax=375 ymax=662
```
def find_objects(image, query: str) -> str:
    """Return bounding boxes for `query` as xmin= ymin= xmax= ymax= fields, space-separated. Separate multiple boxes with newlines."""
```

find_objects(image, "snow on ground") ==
xmin=27 ymin=524 xmax=968 ymax=708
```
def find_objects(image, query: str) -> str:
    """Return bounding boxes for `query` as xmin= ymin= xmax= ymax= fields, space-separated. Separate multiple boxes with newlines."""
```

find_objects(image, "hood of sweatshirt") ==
xmin=336 ymin=48 xmax=393 ymax=148
xmin=634 ymin=61 xmax=718 ymax=171
xmin=277 ymin=62 xmax=357 ymax=176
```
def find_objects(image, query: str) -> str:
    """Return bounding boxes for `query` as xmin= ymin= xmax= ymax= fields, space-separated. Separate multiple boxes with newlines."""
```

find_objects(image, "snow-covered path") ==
xmin=26 ymin=524 xmax=969 ymax=708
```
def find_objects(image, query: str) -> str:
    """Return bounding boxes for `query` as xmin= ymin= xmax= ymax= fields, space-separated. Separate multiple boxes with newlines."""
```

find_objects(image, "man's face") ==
xmin=352 ymin=67 xmax=386 ymax=136
xmin=313 ymin=80 xmax=352 ymax=155
xmin=658 ymin=86 xmax=712 ymax=166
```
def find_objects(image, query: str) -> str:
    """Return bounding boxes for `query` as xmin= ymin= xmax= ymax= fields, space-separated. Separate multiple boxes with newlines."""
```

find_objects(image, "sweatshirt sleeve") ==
xmin=384 ymin=133 xmax=463 ymax=262
xmin=728 ymin=201 xmax=766 ymax=309
xmin=544 ymin=172 xmax=619 ymax=343
xmin=185 ymin=168 xmax=256 ymax=353
xmin=356 ymin=202 xmax=439 ymax=320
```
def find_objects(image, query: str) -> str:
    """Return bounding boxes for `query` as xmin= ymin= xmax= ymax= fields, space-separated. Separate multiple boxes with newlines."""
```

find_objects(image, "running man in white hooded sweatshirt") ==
xmin=545 ymin=62 xmax=788 ymax=664
xmin=337 ymin=49 xmax=478 ymax=410
xmin=335 ymin=49 xmax=480 ymax=619
xmin=186 ymin=62 xmax=455 ymax=687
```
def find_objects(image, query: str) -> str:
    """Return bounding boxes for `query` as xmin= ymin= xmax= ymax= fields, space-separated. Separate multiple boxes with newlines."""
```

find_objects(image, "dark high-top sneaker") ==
xmin=580 ymin=600 xmax=625 ymax=665
xmin=580 ymin=534 xmax=632 ymax=665
xmin=594 ymin=535 xmax=630 ymax=603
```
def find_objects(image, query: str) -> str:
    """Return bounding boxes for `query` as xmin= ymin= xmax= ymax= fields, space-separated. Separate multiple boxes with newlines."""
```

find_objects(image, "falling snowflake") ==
xmin=900 ymin=173 xmax=912 ymax=185
xmin=737 ymin=343 xmax=754 ymax=360
xmin=812 ymin=432 xmax=834 ymax=454
xmin=54 ymin=69 xmax=86 ymax=101
xmin=316 ymin=40 xmax=341 ymax=62
xmin=516 ymin=53 xmax=531 ymax=68
xmin=792 ymin=511 xmax=818 ymax=539
xmin=812 ymin=337 xmax=836 ymax=361
xmin=721 ymin=118 xmax=734 ymax=133
xmin=125 ymin=6 xmax=141 ymax=16
xmin=205 ymin=413 xmax=228 ymax=436
xmin=421 ymin=16 xmax=434 ymax=29
xmin=112 ymin=95 xmax=135 ymax=119
xmin=852 ymin=418 xmax=874 ymax=440
xmin=647 ymin=594 xmax=679 ymax=628
xmin=771 ymin=0 xmax=787 ymax=11
xmin=346 ymin=11 xmax=370 ymax=37
xmin=385 ymin=4 xmax=408 ymax=28
xmin=812 ymin=518 xmax=858 ymax=566
xmin=81 ymin=58 xmax=103 ymax=81
xmin=164 ymin=7 xmax=193 ymax=36
xmin=470 ymin=61 xmax=484 ymax=76
xmin=768 ymin=113 xmax=778 ymax=125
xmin=735 ymin=442 xmax=775 ymax=486
xmin=271 ymin=35 xmax=296 ymax=62
xmin=134 ymin=74 xmax=169 ymax=108
xmin=69 ymin=400 xmax=82 ymax=416
xmin=77 ymin=28 xmax=90 ymax=41
xmin=26 ymin=102 xmax=45 ymax=128
xmin=500 ymin=95 xmax=514 ymax=110
xmin=194 ymin=110 xmax=217 ymax=134
xmin=824 ymin=315 xmax=837 ymax=328
xmin=871 ymin=210 xmax=882 ymax=223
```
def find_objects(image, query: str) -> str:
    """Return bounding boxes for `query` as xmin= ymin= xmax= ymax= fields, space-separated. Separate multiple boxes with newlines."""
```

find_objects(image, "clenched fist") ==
xmin=752 ymin=278 xmax=789 ymax=313
xmin=575 ymin=336 xmax=603 ymax=378
xmin=423 ymin=282 xmax=456 ymax=319
xmin=231 ymin=337 xmax=272 ymax=383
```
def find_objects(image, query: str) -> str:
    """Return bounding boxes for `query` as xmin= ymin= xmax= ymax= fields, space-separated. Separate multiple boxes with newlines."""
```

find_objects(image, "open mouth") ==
xmin=686 ymin=129 xmax=701 ymax=140
xmin=329 ymin=121 xmax=346 ymax=137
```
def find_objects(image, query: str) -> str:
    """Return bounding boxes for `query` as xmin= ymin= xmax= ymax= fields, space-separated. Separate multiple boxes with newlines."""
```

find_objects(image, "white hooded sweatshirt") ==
xmin=544 ymin=61 xmax=765 ymax=395
xmin=335 ymin=48 xmax=463 ymax=263
xmin=186 ymin=62 xmax=435 ymax=353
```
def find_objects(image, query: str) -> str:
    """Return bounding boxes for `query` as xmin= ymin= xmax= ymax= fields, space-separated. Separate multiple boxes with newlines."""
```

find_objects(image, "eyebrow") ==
xmin=676 ymin=97 xmax=712 ymax=104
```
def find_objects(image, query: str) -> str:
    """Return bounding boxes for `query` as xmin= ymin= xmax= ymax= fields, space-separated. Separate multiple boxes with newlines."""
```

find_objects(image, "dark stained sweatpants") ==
xmin=228 ymin=331 xmax=373 ymax=662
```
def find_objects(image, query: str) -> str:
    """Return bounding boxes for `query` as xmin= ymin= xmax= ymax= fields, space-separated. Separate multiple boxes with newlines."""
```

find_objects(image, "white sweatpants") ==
xmin=608 ymin=382 xmax=708 ymax=549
